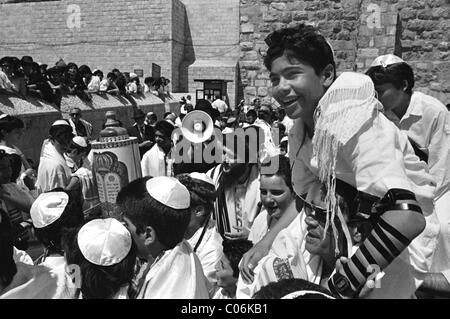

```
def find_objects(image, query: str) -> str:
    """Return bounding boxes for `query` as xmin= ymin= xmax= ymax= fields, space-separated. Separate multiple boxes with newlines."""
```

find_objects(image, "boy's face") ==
xmin=215 ymin=254 xmax=237 ymax=290
xmin=270 ymin=53 xmax=329 ymax=120
xmin=260 ymin=174 xmax=294 ymax=225
xmin=121 ymin=216 xmax=149 ymax=260
xmin=374 ymin=82 xmax=406 ymax=113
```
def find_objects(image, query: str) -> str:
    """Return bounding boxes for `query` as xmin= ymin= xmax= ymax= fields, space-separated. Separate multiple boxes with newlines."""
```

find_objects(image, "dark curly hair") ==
xmin=264 ymin=23 xmax=336 ymax=79
xmin=365 ymin=62 xmax=415 ymax=96
xmin=117 ymin=178 xmax=190 ymax=249
xmin=222 ymin=239 xmax=253 ymax=278
xmin=176 ymin=174 xmax=217 ymax=213
xmin=260 ymin=154 xmax=292 ymax=192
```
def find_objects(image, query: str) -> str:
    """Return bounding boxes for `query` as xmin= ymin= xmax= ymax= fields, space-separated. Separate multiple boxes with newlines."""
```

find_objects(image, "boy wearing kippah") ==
xmin=119 ymin=176 xmax=209 ymax=299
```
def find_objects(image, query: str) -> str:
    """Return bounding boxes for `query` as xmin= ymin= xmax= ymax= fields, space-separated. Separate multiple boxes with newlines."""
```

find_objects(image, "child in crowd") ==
xmin=214 ymin=239 xmax=253 ymax=299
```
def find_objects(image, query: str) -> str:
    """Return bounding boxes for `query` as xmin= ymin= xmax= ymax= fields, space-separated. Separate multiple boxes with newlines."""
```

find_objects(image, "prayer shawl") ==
xmin=37 ymin=140 xmax=72 ymax=192
xmin=137 ymin=240 xmax=210 ymax=299
xmin=141 ymin=144 xmax=173 ymax=177
xmin=312 ymin=72 xmax=382 ymax=254
xmin=207 ymin=164 xmax=261 ymax=235
xmin=236 ymin=212 xmax=311 ymax=299
xmin=186 ymin=219 xmax=223 ymax=294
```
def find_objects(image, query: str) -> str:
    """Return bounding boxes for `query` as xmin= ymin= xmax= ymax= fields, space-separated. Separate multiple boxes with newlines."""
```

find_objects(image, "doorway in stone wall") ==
xmin=194 ymin=79 xmax=229 ymax=104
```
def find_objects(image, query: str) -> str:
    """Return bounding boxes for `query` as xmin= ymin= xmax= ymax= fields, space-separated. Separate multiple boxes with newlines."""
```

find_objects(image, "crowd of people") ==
xmin=0 ymin=55 xmax=171 ymax=108
xmin=0 ymin=22 xmax=450 ymax=300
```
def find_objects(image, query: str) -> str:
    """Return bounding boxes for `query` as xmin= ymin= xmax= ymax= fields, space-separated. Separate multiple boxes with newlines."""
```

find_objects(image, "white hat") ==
xmin=280 ymin=136 xmax=288 ymax=143
xmin=52 ymin=119 xmax=70 ymax=126
xmin=77 ymin=218 xmax=132 ymax=266
xmin=30 ymin=192 xmax=69 ymax=228
xmin=0 ymin=114 xmax=8 ymax=119
xmin=129 ymin=72 xmax=138 ymax=79
xmin=146 ymin=177 xmax=190 ymax=209
xmin=72 ymin=136 xmax=88 ymax=148
xmin=189 ymin=172 xmax=215 ymax=187
xmin=370 ymin=54 xmax=405 ymax=68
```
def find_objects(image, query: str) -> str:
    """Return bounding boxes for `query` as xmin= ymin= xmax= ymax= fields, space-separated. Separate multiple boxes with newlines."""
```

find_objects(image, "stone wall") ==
xmin=398 ymin=0 xmax=450 ymax=104
xmin=180 ymin=0 xmax=240 ymax=60
xmin=239 ymin=0 xmax=450 ymax=105
xmin=0 ymin=0 xmax=177 ymax=89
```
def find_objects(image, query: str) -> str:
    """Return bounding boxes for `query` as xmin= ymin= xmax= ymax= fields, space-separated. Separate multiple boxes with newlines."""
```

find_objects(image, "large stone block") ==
xmin=270 ymin=2 xmax=287 ymax=11
xmin=293 ymin=11 xmax=309 ymax=21
xmin=257 ymin=86 xmax=268 ymax=97
xmin=241 ymin=41 xmax=254 ymax=51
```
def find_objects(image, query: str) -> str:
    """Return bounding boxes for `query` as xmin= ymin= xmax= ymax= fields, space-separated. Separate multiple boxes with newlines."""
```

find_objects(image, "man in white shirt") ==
xmin=212 ymin=95 xmax=229 ymax=115
xmin=37 ymin=120 xmax=74 ymax=192
xmin=141 ymin=120 xmax=175 ymax=177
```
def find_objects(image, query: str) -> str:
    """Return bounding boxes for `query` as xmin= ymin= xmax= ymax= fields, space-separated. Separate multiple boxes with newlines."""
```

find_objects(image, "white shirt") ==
xmin=248 ymin=209 xmax=269 ymax=244
xmin=212 ymin=99 xmax=228 ymax=114
xmin=398 ymin=91 xmax=450 ymax=199
xmin=37 ymin=140 xmax=72 ymax=192
xmin=254 ymin=118 xmax=280 ymax=160
xmin=186 ymin=219 xmax=223 ymax=295
xmin=137 ymin=240 xmax=210 ymax=299
xmin=141 ymin=144 xmax=173 ymax=177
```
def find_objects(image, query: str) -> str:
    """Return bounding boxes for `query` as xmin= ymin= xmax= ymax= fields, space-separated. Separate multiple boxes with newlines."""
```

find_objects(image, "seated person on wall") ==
xmin=126 ymin=73 xmax=143 ymax=94
xmin=99 ymin=72 xmax=120 ymax=95
xmin=87 ymin=69 xmax=103 ymax=92
xmin=26 ymin=62 xmax=58 ymax=106
xmin=239 ymin=23 xmax=439 ymax=300
xmin=78 ymin=65 xmax=92 ymax=88
xmin=177 ymin=172 xmax=223 ymax=296
xmin=111 ymin=69 xmax=127 ymax=95
xmin=213 ymin=238 xmax=253 ymax=299
xmin=248 ymin=155 xmax=296 ymax=244
xmin=119 ymin=176 xmax=210 ymax=299
xmin=62 ymin=218 xmax=137 ymax=299
xmin=61 ymin=63 xmax=92 ymax=103
xmin=0 ymin=57 xmax=25 ymax=98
